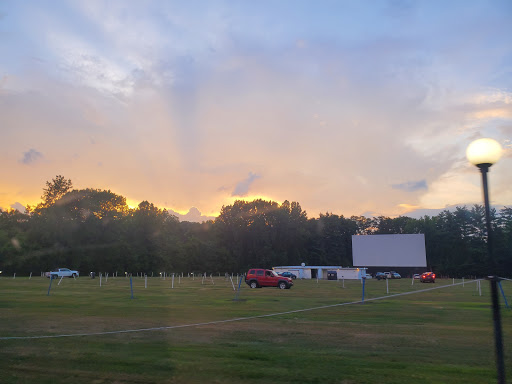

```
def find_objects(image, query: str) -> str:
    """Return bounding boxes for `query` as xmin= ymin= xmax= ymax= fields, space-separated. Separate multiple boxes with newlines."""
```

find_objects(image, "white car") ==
xmin=47 ymin=268 xmax=79 ymax=279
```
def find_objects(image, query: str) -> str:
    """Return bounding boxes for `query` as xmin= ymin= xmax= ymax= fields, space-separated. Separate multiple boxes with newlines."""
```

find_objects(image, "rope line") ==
xmin=0 ymin=279 xmax=482 ymax=341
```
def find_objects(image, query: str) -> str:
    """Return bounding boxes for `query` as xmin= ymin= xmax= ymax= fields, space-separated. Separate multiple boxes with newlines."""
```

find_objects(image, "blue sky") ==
xmin=1 ymin=0 xmax=511 ymax=221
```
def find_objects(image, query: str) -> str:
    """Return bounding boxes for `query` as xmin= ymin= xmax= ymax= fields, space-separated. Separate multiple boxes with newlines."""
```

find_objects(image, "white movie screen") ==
xmin=352 ymin=234 xmax=426 ymax=267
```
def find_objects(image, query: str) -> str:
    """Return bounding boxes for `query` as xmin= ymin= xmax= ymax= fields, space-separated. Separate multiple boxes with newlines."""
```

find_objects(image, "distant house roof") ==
xmin=273 ymin=266 xmax=365 ymax=270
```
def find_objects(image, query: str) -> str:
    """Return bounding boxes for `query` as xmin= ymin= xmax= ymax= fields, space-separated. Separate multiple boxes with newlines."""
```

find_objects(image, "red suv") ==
xmin=420 ymin=272 xmax=436 ymax=283
xmin=245 ymin=269 xmax=293 ymax=289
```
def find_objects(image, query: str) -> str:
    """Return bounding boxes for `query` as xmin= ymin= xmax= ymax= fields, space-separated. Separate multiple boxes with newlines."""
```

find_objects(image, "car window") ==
xmin=248 ymin=269 xmax=255 ymax=274
xmin=256 ymin=270 xmax=263 ymax=276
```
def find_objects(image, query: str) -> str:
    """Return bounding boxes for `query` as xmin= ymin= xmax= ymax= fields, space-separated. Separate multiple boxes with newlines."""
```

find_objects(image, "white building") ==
xmin=273 ymin=265 xmax=367 ymax=280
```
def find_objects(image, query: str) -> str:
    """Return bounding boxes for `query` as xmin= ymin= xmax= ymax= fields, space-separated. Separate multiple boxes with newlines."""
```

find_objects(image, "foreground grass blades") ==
xmin=0 ymin=276 xmax=510 ymax=383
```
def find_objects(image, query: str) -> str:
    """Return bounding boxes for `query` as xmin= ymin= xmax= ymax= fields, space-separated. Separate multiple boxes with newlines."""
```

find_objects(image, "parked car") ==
xmin=364 ymin=274 xmax=372 ymax=279
xmin=245 ymin=269 xmax=293 ymax=289
xmin=413 ymin=274 xmax=421 ymax=279
xmin=46 ymin=268 xmax=79 ymax=279
xmin=375 ymin=272 xmax=387 ymax=280
xmin=278 ymin=271 xmax=297 ymax=280
xmin=391 ymin=272 xmax=401 ymax=279
xmin=420 ymin=272 xmax=436 ymax=283
xmin=383 ymin=272 xmax=392 ymax=279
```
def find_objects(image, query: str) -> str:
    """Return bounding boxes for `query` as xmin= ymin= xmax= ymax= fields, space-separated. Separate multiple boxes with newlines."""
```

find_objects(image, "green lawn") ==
xmin=0 ymin=275 xmax=510 ymax=383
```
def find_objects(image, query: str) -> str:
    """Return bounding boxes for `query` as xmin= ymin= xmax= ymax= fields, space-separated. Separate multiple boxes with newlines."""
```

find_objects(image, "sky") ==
xmin=1 ymin=0 xmax=511 ymax=222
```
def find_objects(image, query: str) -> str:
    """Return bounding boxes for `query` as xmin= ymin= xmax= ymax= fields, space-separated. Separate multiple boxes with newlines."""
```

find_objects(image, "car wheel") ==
xmin=250 ymin=281 xmax=258 ymax=289
xmin=278 ymin=282 xmax=287 ymax=289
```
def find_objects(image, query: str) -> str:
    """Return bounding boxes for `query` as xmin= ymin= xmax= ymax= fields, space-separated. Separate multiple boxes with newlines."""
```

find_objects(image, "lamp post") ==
xmin=466 ymin=138 xmax=505 ymax=384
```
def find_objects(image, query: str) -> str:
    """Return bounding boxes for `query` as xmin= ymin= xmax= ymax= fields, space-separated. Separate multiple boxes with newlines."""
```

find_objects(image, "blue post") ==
xmin=498 ymin=281 xmax=509 ymax=309
xmin=361 ymin=277 xmax=365 ymax=303
xmin=130 ymin=276 xmax=134 ymax=299
xmin=47 ymin=276 xmax=53 ymax=296
xmin=234 ymin=273 xmax=244 ymax=301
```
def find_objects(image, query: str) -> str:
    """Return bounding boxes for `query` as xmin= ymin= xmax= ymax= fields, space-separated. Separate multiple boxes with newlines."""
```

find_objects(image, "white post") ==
xmin=411 ymin=276 xmax=414 ymax=286
xmin=58 ymin=276 xmax=64 ymax=285
xmin=229 ymin=276 xmax=236 ymax=291
xmin=29 ymin=272 xmax=32 ymax=279
xmin=202 ymin=273 xmax=205 ymax=285
xmin=13 ymin=273 xmax=16 ymax=279
xmin=386 ymin=278 xmax=389 ymax=294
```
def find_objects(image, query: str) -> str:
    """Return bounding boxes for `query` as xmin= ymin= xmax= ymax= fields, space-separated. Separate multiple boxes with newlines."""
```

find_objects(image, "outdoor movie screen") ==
xmin=352 ymin=234 xmax=427 ymax=267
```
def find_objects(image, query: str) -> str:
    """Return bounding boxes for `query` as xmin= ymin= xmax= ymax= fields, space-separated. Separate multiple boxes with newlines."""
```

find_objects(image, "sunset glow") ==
xmin=1 ymin=1 xmax=511 ymax=221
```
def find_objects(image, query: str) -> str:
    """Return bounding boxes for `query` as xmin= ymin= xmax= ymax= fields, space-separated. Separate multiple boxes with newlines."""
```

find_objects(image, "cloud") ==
xmin=231 ymin=172 xmax=260 ymax=197
xmin=1 ymin=1 xmax=511 ymax=219
xmin=166 ymin=207 xmax=215 ymax=223
xmin=10 ymin=202 xmax=26 ymax=213
xmin=19 ymin=149 xmax=43 ymax=165
xmin=392 ymin=180 xmax=428 ymax=192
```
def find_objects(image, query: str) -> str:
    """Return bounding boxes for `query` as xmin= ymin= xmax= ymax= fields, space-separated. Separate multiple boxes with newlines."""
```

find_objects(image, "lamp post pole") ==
xmin=478 ymin=164 xmax=505 ymax=384
xmin=467 ymin=138 xmax=505 ymax=384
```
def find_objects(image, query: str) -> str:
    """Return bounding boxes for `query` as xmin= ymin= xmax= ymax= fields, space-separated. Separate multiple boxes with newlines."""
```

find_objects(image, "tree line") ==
xmin=1 ymin=176 xmax=511 ymax=277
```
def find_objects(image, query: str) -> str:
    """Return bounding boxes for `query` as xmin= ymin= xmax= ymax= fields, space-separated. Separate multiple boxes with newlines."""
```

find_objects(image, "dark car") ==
xmin=420 ymin=272 xmax=435 ymax=283
xmin=375 ymin=272 xmax=387 ymax=280
xmin=278 ymin=271 xmax=297 ymax=280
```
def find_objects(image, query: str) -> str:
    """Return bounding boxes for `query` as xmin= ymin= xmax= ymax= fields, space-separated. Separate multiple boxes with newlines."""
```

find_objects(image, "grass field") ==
xmin=0 ymin=274 xmax=510 ymax=384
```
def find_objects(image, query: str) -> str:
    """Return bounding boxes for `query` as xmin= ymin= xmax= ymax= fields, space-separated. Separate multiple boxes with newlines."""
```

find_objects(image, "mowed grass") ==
xmin=0 ymin=275 xmax=510 ymax=384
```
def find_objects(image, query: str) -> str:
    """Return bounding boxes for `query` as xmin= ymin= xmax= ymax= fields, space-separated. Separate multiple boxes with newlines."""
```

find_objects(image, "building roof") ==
xmin=273 ymin=266 xmax=365 ymax=270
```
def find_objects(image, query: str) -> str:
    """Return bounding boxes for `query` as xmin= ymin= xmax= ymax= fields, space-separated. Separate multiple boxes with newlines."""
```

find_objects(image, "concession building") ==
xmin=273 ymin=265 xmax=367 ymax=280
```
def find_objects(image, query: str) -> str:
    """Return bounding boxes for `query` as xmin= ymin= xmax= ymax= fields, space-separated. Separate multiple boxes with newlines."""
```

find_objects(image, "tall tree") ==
xmin=39 ymin=175 xmax=73 ymax=209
